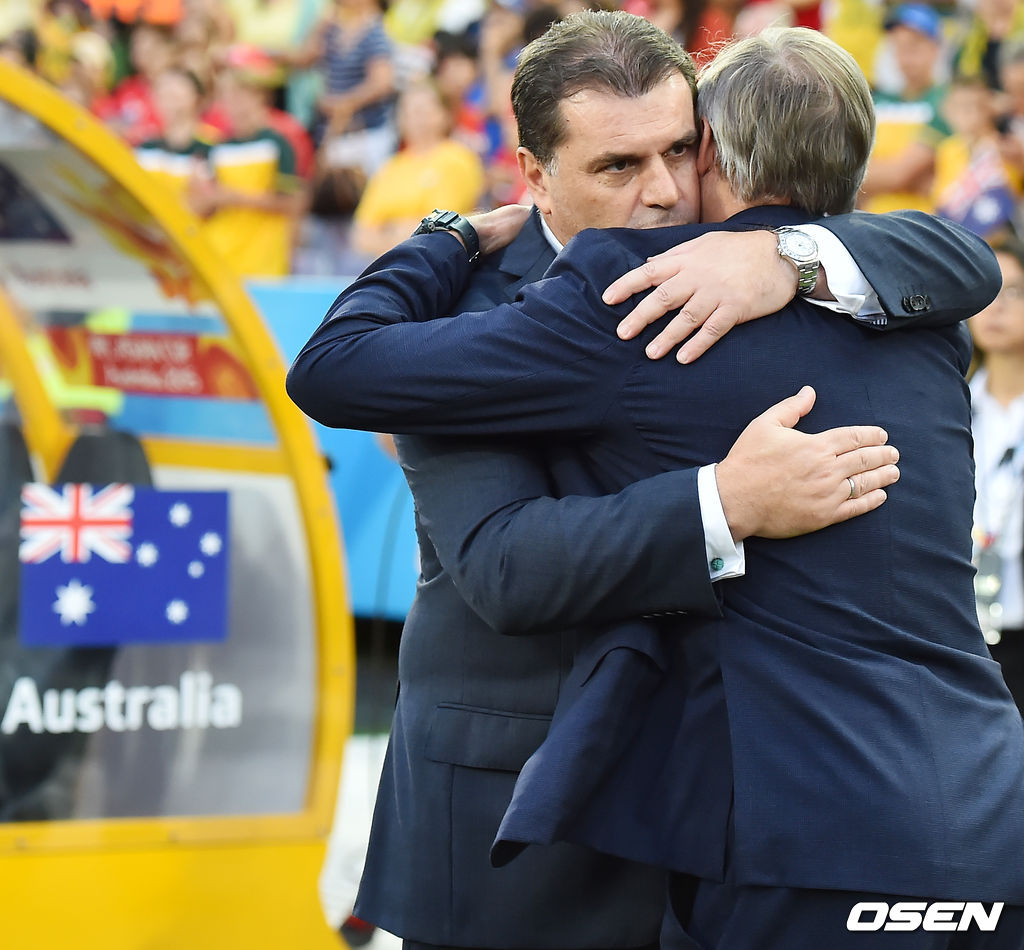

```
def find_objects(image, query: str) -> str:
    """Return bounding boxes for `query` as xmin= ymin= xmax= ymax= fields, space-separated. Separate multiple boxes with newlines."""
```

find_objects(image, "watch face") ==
xmin=781 ymin=230 xmax=817 ymax=261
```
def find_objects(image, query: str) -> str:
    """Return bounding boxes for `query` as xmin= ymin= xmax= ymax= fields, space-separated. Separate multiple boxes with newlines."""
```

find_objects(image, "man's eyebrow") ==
xmin=587 ymin=130 xmax=701 ymax=172
xmin=675 ymin=129 xmax=700 ymax=149
xmin=586 ymin=150 xmax=641 ymax=172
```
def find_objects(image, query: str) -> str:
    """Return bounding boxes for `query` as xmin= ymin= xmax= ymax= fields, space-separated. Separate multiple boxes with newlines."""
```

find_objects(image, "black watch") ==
xmin=413 ymin=209 xmax=481 ymax=264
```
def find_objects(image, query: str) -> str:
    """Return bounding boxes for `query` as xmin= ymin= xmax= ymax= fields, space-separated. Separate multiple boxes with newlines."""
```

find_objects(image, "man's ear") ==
xmin=517 ymin=147 xmax=554 ymax=215
xmin=696 ymin=118 xmax=716 ymax=178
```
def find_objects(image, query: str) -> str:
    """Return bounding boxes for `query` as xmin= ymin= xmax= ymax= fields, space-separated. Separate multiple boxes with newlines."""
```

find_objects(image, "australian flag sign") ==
xmin=18 ymin=484 xmax=229 ymax=647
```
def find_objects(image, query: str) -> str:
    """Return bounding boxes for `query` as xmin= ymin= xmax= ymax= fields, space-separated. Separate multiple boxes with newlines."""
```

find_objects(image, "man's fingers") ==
xmin=642 ymin=292 xmax=720 ymax=358
xmin=843 ymin=463 xmax=900 ymax=500
xmin=616 ymin=277 xmax=697 ymax=340
xmin=755 ymin=386 xmax=817 ymax=430
xmin=834 ymin=489 xmax=889 ymax=522
xmin=605 ymin=257 xmax=682 ymax=308
xmin=838 ymin=444 xmax=900 ymax=480
xmin=823 ymin=424 xmax=889 ymax=456
xmin=673 ymin=306 xmax=744 ymax=363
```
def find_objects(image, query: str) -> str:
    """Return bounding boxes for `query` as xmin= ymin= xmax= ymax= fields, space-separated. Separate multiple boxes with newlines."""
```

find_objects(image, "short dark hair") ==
xmin=433 ymin=30 xmax=477 ymax=64
xmin=511 ymin=10 xmax=696 ymax=169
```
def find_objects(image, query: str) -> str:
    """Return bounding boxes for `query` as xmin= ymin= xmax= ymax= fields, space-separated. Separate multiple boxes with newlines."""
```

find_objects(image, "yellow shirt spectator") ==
xmin=136 ymin=138 xmax=210 ymax=198
xmin=355 ymin=140 xmax=484 ymax=228
xmin=823 ymin=0 xmax=884 ymax=80
xmin=202 ymin=128 xmax=301 ymax=278
xmin=865 ymin=88 xmax=949 ymax=214
xmin=352 ymin=80 xmax=484 ymax=259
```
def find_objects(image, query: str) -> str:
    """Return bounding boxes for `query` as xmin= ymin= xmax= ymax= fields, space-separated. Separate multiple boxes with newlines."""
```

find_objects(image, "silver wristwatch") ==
xmin=774 ymin=226 xmax=819 ymax=296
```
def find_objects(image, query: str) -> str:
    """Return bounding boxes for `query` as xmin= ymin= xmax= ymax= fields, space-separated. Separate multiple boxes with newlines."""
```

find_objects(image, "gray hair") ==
xmin=511 ymin=10 xmax=696 ymax=170
xmin=697 ymin=27 xmax=875 ymax=216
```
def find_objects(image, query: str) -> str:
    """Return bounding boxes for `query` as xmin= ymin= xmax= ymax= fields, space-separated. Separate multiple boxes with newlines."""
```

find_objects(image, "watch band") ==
xmin=413 ymin=209 xmax=481 ymax=264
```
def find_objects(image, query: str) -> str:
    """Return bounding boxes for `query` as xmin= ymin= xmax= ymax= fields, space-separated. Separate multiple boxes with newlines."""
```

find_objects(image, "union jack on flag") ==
xmin=19 ymin=483 xmax=134 ymax=564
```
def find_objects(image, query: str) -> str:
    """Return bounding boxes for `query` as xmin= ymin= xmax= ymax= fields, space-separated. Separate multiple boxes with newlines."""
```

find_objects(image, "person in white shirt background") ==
xmin=970 ymin=238 xmax=1024 ymax=713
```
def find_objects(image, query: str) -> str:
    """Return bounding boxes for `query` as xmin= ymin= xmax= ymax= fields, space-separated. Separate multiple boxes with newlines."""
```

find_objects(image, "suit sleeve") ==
xmin=286 ymin=231 xmax=643 ymax=437
xmin=398 ymin=435 xmax=720 ymax=634
xmin=814 ymin=210 xmax=1000 ymax=328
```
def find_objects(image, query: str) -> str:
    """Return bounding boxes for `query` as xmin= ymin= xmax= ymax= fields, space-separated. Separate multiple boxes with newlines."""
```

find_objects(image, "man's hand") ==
xmin=603 ymin=230 xmax=799 ymax=363
xmin=715 ymin=386 xmax=899 ymax=541
xmin=468 ymin=204 xmax=533 ymax=256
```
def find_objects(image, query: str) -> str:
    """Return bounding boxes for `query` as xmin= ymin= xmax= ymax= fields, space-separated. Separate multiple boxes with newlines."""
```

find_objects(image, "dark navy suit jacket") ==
xmin=289 ymin=208 xmax=1020 ymax=935
xmin=351 ymin=213 xmax=712 ymax=948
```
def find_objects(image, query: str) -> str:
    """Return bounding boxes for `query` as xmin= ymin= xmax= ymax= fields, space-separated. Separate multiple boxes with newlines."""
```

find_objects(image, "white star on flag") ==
xmin=166 ymin=600 xmax=189 ymax=624
xmin=136 ymin=542 xmax=159 ymax=567
xmin=53 ymin=579 xmax=96 ymax=626
xmin=188 ymin=560 xmax=205 ymax=578
xmin=199 ymin=532 xmax=222 ymax=556
xmin=168 ymin=502 xmax=192 ymax=527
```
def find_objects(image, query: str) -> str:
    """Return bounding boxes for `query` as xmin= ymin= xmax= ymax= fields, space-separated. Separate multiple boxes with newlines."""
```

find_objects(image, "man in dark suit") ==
xmin=289 ymin=22 xmax=1024 ymax=947
xmin=289 ymin=15 xmax=1012 ymax=949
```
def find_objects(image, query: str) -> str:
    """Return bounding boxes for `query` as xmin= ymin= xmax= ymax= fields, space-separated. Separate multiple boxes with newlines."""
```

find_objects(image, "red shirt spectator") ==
xmin=96 ymin=72 xmax=163 ymax=144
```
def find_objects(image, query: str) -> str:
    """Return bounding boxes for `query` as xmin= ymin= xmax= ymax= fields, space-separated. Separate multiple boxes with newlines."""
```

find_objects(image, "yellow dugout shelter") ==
xmin=0 ymin=60 xmax=354 ymax=948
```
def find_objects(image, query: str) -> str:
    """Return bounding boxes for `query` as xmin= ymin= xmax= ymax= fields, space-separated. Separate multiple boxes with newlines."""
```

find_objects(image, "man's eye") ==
xmin=604 ymin=160 xmax=631 ymax=172
xmin=666 ymin=143 xmax=689 ymax=157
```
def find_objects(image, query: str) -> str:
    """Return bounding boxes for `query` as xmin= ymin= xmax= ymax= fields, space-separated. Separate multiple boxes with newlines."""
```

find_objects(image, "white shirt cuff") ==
xmin=796 ymin=224 xmax=885 ymax=324
xmin=698 ymin=464 xmax=745 ymax=581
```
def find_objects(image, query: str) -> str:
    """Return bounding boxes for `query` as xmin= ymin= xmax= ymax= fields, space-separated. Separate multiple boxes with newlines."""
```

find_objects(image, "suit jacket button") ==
xmin=902 ymin=294 xmax=930 ymax=312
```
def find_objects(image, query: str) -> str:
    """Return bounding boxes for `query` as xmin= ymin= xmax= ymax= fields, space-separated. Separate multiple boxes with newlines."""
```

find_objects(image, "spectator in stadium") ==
xmin=134 ymin=66 xmax=211 ymax=199
xmin=221 ymin=0 xmax=323 ymax=123
xmin=98 ymin=22 xmax=176 ymax=144
xmin=998 ymin=39 xmax=1024 ymax=185
xmin=623 ymin=0 xmax=731 ymax=61
xmin=731 ymin=1 xmax=792 ymax=40
xmin=225 ymin=0 xmax=306 ymax=60
xmin=219 ymin=44 xmax=315 ymax=178
xmin=432 ymin=31 xmax=489 ymax=159
xmin=953 ymin=0 xmax=1024 ymax=91
xmin=822 ymin=0 xmax=883 ymax=80
xmin=351 ymin=78 xmax=484 ymax=257
xmin=0 ymin=28 xmax=38 ymax=70
xmin=33 ymin=0 xmax=94 ymax=87
xmin=192 ymin=59 xmax=305 ymax=276
xmin=477 ymin=0 xmax=533 ymax=205
xmin=969 ymin=239 xmax=1024 ymax=714
xmin=60 ymin=28 xmax=115 ymax=112
xmin=283 ymin=0 xmax=394 ymax=175
xmin=934 ymin=74 xmax=1021 ymax=238
xmin=173 ymin=0 xmax=232 ymax=104
xmin=860 ymin=4 xmax=950 ymax=214
xmin=276 ymin=0 xmax=393 ymax=219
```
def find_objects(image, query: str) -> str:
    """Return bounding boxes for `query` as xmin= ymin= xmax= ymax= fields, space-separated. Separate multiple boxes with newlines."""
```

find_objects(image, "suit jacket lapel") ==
xmin=498 ymin=209 xmax=557 ymax=300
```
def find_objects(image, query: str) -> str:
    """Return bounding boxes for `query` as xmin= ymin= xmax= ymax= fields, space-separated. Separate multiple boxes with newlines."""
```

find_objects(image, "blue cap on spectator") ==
xmin=884 ymin=4 xmax=943 ymax=42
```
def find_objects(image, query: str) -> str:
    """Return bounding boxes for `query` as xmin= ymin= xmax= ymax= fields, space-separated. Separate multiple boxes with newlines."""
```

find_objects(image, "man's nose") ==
xmin=640 ymin=159 xmax=683 ymax=209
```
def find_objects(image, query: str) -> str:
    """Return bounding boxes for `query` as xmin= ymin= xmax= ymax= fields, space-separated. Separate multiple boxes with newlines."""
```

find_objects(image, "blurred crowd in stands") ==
xmin=3 ymin=0 xmax=1024 ymax=278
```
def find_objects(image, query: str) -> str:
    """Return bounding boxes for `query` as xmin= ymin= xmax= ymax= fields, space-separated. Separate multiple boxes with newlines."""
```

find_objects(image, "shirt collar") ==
xmin=539 ymin=213 xmax=564 ymax=254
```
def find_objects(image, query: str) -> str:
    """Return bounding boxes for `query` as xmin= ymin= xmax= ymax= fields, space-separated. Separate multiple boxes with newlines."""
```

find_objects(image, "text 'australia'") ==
xmin=1 ymin=672 xmax=243 ymax=734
